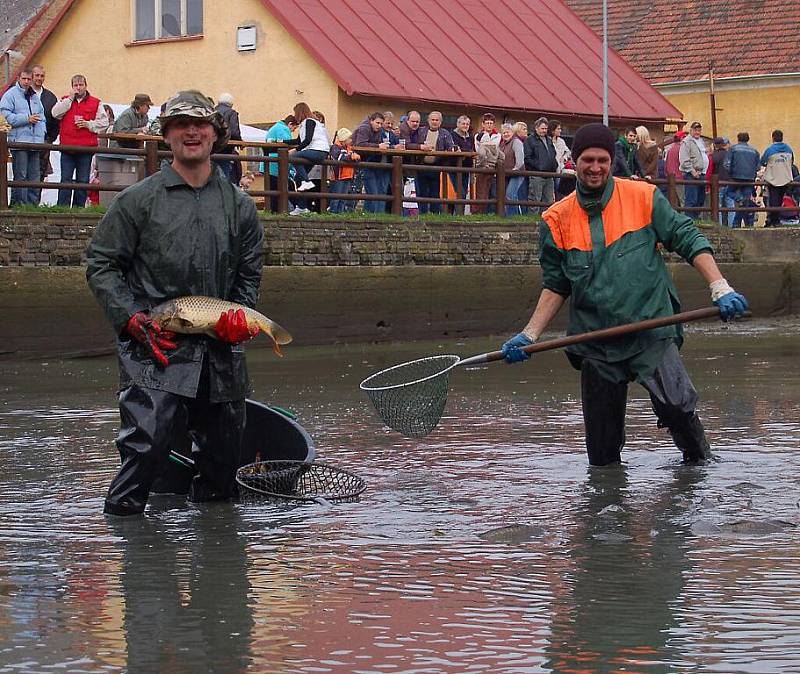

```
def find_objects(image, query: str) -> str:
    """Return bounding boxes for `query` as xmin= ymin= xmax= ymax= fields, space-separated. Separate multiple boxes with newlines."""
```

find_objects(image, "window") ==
xmin=134 ymin=0 xmax=203 ymax=41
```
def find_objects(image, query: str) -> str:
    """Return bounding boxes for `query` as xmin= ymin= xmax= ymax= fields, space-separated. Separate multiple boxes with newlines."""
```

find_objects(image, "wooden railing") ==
xmin=2 ymin=131 xmax=798 ymax=222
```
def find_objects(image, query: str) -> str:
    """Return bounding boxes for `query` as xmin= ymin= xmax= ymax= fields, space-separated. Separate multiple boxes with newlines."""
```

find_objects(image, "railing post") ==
xmin=144 ymin=140 xmax=159 ymax=176
xmin=277 ymin=148 xmax=289 ymax=214
xmin=0 ymin=131 xmax=8 ymax=209
xmin=455 ymin=156 xmax=464 ymax=215
xmin=496 ymin=163 xmax=506 ymax=216
xmin=391 ymin=156 xmax=403 ymax=216
xmin=710 ymin=173 xmax=719 ymax=224
xmin=319 ymin=163 xmax=328 ymax=214
xmin=667 ymin=173 xmax=678 ymax=208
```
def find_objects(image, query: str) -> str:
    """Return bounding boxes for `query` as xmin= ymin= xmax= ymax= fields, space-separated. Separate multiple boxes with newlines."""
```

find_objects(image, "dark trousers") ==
xmin=363 ymin=168 xmax=389 ymax=213
xmin=416 ymin=169 xmax=442 ymax=214
xmin=329 ymin=178 xmax=353 ymax=213
xmin=58 ymin=151 xmax=93 ymax=207
xmin=105 ymin=383 xmax=246 ymax=515
xmin=580 ymin=343 xmax=710 ymax=466
xmin=766 ymin=183 xmax=788 ymax=225
xmin=682 ymin=172 xmax=706 ymax=219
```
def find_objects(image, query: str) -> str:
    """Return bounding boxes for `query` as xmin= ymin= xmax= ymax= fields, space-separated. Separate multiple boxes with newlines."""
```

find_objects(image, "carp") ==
xmin=149 ymin=296 xmax=292 ymax=356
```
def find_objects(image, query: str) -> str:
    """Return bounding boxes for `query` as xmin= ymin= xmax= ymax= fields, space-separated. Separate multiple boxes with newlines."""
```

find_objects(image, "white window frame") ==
xmin=132 ymin=0 xmax=203 ymax=41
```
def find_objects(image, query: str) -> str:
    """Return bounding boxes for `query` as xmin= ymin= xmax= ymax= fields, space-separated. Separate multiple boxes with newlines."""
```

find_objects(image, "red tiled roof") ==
xmin=259 ymin=0 xmax=681 ymax=122
xmin=563 ymin=0 xmax=800 ymax=84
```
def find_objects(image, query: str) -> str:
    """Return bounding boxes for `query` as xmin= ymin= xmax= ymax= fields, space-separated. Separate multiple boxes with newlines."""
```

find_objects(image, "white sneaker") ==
xmin=297 ymin=180 xmax=316 ymax=192
xmin=289 ymin=206 xmax=303 ymax=215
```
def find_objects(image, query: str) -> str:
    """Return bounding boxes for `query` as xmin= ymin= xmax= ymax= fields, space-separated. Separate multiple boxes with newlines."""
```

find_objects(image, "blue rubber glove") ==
xmin=501 ymin=332 xmax=534 ymax=364
xmin=711 ymin=279 xmax=749 ymax=322
xmin=715 ymin=291 xmax=748 ymax=321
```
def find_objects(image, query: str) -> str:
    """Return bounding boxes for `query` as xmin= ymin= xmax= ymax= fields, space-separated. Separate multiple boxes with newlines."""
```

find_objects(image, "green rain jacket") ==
xmin=85 ymin=161 xmax=264 ymax=402
xmin=540 ymin=177 xmax=713 ymax=382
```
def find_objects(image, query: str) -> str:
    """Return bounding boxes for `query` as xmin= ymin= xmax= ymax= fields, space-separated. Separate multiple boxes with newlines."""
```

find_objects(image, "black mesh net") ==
xmin=236 ymin=461 xmax=366 ymax=502
xmin=359 ymin=355 xmax=461 ymax=438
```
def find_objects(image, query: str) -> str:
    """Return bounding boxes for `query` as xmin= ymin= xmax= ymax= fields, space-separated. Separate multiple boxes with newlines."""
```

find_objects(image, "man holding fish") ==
xmin=500 ymin=123 xmax=748 ymax=467
xmin=86 ymin=90 xmax=266 ymax=516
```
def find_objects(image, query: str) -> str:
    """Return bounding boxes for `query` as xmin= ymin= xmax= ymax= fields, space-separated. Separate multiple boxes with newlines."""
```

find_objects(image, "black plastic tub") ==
xmin=151 ymin=399 xmax=316 ymax=495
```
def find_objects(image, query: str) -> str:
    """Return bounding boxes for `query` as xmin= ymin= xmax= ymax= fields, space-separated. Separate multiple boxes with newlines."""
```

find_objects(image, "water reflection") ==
xmin=546 ymin=466 xmax=704 ymax=673
xmin=109 ymin=508 xmax=253 ymax=674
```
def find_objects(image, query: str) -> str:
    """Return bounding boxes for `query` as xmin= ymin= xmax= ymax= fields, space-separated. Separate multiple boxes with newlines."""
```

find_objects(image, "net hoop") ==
xmin=359 ymin=355 xmax=461 ymax=392
xmin=236 ymin=460 xmax=366 ymax=502
xmin=359 ymin=355 xmax=462 ymax=437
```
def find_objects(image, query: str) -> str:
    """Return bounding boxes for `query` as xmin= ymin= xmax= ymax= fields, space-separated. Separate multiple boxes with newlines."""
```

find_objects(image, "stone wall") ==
xmin=0 ymin=211 xmax=745 ymax=267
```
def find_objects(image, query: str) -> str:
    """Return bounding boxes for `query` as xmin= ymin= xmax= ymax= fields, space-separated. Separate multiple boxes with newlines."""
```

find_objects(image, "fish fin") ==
xmin=272 ymin=342 xmax=284 ymax=358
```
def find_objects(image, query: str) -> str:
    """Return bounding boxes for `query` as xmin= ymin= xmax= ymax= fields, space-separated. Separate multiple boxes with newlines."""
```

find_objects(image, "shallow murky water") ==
xmin=1 ymin=320 xmax=799 ymax=673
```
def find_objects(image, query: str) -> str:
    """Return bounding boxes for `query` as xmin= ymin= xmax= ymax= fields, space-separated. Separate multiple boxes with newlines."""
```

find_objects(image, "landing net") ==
xmin=236 ymin=461 xmax=366 ymax=502
xmin=359 ymin=355 xmax=461 ymax=438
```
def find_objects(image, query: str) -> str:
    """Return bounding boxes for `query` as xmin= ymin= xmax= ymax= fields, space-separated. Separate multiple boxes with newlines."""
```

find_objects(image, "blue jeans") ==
xmin=10 ymin=149 xmax=41 ymax=205
xmin=363 ymin=168 xmax=389 ymax=213
xmin=505 ymin=175 xmax=525 ymax=216
xmin=291 ymin=149 xmax=328 ymax=183
xmin=58 ymin=151 xmax=93 ymax=207
xmin=449 ymin=172 xmax=470 ymax=199
xmin=416 ymin=169 xmax=441 ymax=214
xmin=726 ymin=185 xmax=755 ymax=228
xmin=329 ymin=179 xmax=353 ymax=213
xmin=682 ymin=172 xmax=705 ymax=218
xmin=721 ymin=189 xmax=735 ymax=227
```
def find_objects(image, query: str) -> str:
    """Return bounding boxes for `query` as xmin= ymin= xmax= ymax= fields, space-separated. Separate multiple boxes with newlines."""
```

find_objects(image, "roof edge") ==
xmin=349 ymin=92 xmax=678 ymax=125
xmin=3 ymin=0 xmax=78 ymax=89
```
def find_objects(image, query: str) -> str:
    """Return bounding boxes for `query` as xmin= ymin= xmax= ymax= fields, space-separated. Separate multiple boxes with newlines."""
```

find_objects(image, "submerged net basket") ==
xmin=236 ymin=460 xmax=366 ymax=502
xmin=359 ymin=355 xmax=461 ymax=438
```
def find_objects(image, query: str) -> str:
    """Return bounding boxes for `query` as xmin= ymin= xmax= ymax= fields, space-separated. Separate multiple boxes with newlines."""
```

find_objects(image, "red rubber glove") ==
xmin=214 ymin=308 xmax=259 ymax=344
xmin=126 ymin=311 xmax=177 ymax=367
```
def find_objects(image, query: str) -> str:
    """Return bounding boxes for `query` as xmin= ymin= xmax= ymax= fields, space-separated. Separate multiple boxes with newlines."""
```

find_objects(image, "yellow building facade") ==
xmin=31 ymin=0 xmax=342 ymax=129
xmin=26 ymin=0 xmax=678 ymax=138
xmin=658 ymin=76 xmax=800 ymax=151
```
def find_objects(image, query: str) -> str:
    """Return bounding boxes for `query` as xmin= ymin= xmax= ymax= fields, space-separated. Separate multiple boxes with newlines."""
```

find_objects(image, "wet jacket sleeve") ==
xmin=85 ymin=192 xmax=147 ymax=333
xmin=650 ymin=189 xmax=713 ymax=263
xmin=539 ymin=219 xmax=571 ymax=297
xmin=228 ymin=195 xmax=264 ymax=308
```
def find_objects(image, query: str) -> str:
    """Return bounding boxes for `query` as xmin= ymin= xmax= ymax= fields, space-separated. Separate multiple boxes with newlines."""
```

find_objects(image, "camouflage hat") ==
xmin=159 ymin=89 xmax=229 ymax=153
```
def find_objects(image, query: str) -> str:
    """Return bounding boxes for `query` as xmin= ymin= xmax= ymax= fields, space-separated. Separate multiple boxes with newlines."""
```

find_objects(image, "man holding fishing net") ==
xmin=501 ymin=123 xmax=748 ymax=466
xmin=86 ymin=90 xmax=264 ymax=516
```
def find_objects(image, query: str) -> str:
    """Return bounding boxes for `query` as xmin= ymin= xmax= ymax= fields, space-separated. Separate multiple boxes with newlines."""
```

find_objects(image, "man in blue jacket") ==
xmin=723 ymin=132 xmax=760 ymax=228
xmin=0 ymin=68 xmax=46 ymax=205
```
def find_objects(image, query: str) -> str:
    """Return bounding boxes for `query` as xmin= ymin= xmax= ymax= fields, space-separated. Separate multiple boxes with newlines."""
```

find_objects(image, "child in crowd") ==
xmin=328 ymin=127 xmax=360 ymax=213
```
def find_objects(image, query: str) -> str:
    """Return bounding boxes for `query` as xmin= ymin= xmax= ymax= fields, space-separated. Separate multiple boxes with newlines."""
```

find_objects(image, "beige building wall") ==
xmin=658 ymin=78 xmax=800 ymax=151
xmin=30 ymin=0 xmax=339 ymax=127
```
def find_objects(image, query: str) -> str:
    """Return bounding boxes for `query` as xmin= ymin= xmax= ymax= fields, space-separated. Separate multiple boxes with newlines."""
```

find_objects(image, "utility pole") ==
xmin=709 ymin=65 xmax=718 ymax=139
xmin=602 ymin=0 xmax=609 ymax=125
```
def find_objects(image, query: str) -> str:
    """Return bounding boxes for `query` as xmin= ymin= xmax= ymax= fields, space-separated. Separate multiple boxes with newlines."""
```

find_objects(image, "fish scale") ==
xmin=149 ymin=295 xmax=292 ymax=356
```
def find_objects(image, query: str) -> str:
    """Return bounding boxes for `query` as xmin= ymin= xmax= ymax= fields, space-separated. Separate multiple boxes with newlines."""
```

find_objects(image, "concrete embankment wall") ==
xmin=0 ymin=212 xmax=798 ymax=359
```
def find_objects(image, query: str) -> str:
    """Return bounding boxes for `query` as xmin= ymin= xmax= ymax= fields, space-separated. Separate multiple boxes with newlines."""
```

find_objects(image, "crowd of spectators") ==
xmin=1 ymin=65 xmax=798 ymax=225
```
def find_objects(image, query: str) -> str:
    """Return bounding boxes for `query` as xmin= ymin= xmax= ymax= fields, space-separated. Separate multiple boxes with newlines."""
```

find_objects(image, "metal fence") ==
xmin=2 ymin=131 xmax=798 ymax=223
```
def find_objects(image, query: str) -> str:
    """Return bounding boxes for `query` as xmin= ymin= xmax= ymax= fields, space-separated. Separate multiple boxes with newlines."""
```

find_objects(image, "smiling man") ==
xmin=499 ymin=123 xmax=748 ymax=467
xmin=85 ymin=90 xmax=265 ymax=516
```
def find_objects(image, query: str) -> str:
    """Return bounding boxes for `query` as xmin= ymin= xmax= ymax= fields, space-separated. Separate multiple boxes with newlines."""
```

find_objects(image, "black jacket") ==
xmin=85 ymin=162 xmax=263 ymax=402
xmin=524 ymin=134 xmax=557 ymax=172
xmin=215 ymin=102 xmax=241 ymax=153
xmin=37 ymin=87 xmax=60 ymax=142
xmin=613 ymin=140 xmax=644 ymax=178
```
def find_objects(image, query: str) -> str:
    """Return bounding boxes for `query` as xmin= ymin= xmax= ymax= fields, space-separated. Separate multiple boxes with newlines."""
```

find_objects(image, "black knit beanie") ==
xmin=570 ymin=123 xmax=616 ymax=161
